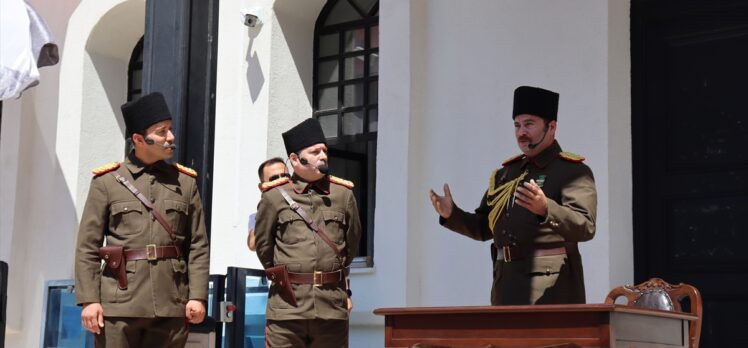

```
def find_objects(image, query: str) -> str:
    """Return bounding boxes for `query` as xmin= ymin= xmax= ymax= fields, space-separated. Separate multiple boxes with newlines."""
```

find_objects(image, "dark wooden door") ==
xmin=632 ymin=1 xmax=748 ymax=346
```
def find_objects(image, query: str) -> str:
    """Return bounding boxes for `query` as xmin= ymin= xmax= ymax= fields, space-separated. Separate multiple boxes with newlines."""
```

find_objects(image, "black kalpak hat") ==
xmin=121 ymin=92 xmax=172 ymax=136
xmin=282 ymin=118 xmax=328 ymax=155
xmin=512 ymin=86 xmax=559 ymax=121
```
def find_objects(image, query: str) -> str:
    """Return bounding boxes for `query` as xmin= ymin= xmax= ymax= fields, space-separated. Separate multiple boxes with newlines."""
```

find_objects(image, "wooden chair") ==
xmin=605 ymin=278 xmax=702 ymax=348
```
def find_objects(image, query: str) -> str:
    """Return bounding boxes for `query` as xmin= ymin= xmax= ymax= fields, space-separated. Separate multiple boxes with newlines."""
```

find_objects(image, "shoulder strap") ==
xmin=277 ymin=187 xmax=343 ymax=258
xmin=110 ymin=172 xmax=181 ymax=257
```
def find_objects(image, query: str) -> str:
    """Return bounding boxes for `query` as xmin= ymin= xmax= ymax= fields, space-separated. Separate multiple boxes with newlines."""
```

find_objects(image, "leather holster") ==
xmin=265 ymin=264 xmax=297 ymax=306
xmin=99 ymin=245 xmax=127 ymax=290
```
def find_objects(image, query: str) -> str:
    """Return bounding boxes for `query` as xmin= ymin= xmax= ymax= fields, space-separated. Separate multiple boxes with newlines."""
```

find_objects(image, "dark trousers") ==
xmin=94 ymin=316 xmax=188 ymax=348
xmin=266 ymin=318 xmax=348 ymax=348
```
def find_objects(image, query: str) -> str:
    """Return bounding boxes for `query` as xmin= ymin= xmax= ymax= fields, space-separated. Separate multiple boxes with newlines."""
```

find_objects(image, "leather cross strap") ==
xmin=111 ymin=172 xmax=181 ymax=258
xmin=277 ymin=188 xmax=343 ymax=258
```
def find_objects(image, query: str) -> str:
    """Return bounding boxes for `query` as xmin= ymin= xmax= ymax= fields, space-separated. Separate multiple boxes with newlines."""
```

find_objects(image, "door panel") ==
xmin=632 ymin=1 xmax=748 ymax=347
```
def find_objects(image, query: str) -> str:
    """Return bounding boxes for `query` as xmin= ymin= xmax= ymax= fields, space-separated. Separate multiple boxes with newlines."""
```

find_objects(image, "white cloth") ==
xmin=0 ymin=0 xmax=59 ymax=100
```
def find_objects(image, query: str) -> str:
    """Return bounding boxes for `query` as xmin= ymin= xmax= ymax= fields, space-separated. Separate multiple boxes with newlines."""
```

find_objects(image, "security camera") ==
xmin=243 ymin=13 xmax=259 ymax=27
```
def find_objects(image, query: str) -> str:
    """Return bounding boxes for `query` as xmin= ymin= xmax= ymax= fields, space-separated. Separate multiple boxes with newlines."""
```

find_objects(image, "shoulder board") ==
xmin=173 ymin=163 xmax=198 ymax=177
xmin=559 ymin=151 xmax=585 ymax=163
xmin=502 ymin=154 xmax=524 ymax=167
xmin=328 ymin=175 xmax=354 ymax=189
xmin=92 ymin=162 xmax=120 ymax=176
xmin=260 ymin=177 xmax=290 ymax=192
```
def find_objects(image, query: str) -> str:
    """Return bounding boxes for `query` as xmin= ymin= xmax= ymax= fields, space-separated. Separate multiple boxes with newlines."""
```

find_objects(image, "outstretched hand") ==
xmin=429 ymin=183 xmax=454 ymax=219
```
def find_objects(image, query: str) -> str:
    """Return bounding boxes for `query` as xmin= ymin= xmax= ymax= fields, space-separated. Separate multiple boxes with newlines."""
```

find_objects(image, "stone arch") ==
xmin=55 ymin=0 xmax=145 ymax=214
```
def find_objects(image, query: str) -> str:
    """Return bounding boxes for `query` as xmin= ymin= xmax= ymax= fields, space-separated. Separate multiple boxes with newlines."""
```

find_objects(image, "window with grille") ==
xmin=314 ymin=0 xmax=378 ymax=267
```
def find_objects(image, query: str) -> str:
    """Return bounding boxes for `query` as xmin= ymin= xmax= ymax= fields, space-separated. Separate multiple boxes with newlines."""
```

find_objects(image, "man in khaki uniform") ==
xmin=75 ymin=92 xmax=210 ymax=347
xmin=247 ymin=157 xmax=288 ymax=252
xmin=430 ymin=86 xmax=597 ymax=305
xmin=255 ymin=118 xmax=362 ymax=347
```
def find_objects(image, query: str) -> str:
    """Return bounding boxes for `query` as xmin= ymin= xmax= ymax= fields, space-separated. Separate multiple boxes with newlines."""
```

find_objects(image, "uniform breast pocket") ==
xmin=277 ymin=211 xmax=307 ymax=244
xmin=110 ymin=201 xmax=143 ymax=234
xmin=165 ymin=200 xmax=188 ymax=234
xmin=322 ymin=210 xmax=346 ymax=244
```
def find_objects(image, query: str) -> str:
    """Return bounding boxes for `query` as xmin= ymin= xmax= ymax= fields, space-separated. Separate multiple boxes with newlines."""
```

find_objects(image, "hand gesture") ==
xmin=514 ymin=179 xmax=548 ymax=216
xmin=429 ymin=184 xmax=454 ymax=219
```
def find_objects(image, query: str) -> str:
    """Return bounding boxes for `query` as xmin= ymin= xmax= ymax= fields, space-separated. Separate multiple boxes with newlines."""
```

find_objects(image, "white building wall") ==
xmin=1 ymin=0 xmax=144 ymax=346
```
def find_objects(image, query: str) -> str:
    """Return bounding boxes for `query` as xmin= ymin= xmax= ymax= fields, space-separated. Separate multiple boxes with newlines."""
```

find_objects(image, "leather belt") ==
xmin=288 ymin=269 xmax=349 ymax=287
xmin=125 ymin=244 xmax=180 ymax=261
xmin=502 ymin=242 xmax=577 ymax=263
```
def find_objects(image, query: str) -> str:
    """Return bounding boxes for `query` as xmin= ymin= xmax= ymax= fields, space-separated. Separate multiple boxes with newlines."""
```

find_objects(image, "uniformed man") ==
xmin=247 ymin=157 xmax=289 ymax=252
xmin=255 ymin=118 xmax=362 ymax=347
xmin=429 ymin=86 xmax=597 ymax=305
xmin=75 ymin=92 xmax=210 ymax=347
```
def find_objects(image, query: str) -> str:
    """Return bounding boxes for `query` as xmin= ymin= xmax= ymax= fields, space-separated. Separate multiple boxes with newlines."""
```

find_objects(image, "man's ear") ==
xmin=131 ymin=133 xmax=143 ymax=146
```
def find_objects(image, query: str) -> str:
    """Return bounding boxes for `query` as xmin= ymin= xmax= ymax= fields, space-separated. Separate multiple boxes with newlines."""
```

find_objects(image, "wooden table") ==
xmin=373 ymin=304 xmax=697 ymax=347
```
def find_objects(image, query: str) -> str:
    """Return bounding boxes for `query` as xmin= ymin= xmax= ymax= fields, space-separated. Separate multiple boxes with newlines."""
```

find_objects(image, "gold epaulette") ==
xmin=559 ymin=151 xmax=585 ymax=163
xmin=329 ymin=175 xmax=354 ymax=189
xmin=261 ymin=177 xmax=290 ymax=192
xmin=92 ymin=162 xmax=120 ymax=176
xmin=173 ymin=163 xmax=198 ymax=177
xmin=502 ymin=154 xmax=524 ymax=166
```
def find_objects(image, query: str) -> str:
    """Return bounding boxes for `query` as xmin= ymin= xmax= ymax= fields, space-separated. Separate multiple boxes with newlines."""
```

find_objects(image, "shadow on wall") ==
xmin=247 ymin=23 xmax=264 ymax=103
xmin=272 ymin=0 xmax=326 ymax=106
xmin=4 ymin=95 xmax=77 ymax=342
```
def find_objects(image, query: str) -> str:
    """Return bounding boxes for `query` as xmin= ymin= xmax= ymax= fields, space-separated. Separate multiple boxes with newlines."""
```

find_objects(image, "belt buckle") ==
xmin=146 ymin=244 xmax=157 ymax=261
xmin=502 ymin=246 xmax=512 ymax=263
xmin=313 ymin=271 xmax=323 ymax=287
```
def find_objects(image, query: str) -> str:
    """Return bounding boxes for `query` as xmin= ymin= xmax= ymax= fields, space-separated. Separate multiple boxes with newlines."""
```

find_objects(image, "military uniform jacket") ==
xmin=441 ymin=140 xmax=596 ymax=305
xmin=75 ymin=153 xmax=210 ymax=317
xmin=255 ymin=175 xmax=362 ymax=321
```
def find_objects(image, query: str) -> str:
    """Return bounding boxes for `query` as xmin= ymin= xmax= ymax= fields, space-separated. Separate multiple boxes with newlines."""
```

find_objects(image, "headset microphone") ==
xmin=144 ymin=136 xmax=176 ymax=149
xmin=299 ymin=157 xmax=329 ymax=174
xmin=527 ymin=123 xmax=550 ymax=150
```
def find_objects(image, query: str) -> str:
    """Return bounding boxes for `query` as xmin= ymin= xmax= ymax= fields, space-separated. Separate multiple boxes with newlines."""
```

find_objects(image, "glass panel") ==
xmin=342 ymin=111 xmax=365 ymax=135
xmin=318 ymin=60 xmax=339 ymax=84
xmin=244 ymin=275 xmax=268 ymax=347
xmin=131 ymin=69 xmax=142 ymax=89
xmin=344 ymin=56 xmax=365 ymax=80
xmin=319 ymin=114 xmax=339 ymax=138
xmin=368 ymin=108 xmax=378 ymax=132
xmin=318 ymin=87 xmax=338 ymax=110
xmin=325 ymin=0 xmax=361 ymax=26
xmin=207 ymin=280 xmax=214 ymax=315
xmin=369 ymin=80 xmax=378 ymax=104
xmin=371 ymin=26 xmax=379 ymax=48
xmin=44 ymin=283 xmax=94 ymax=348
xmin=345 ymin=29 xmax=365 ymax=52
xmin=344 ymin=84 xmax=365 ymax=107
xmin=319 ymin=33 xmax=339 ymax=57
xmin=352 ymin=0 xmax=378 ymax=14
xmin=369 ymin=53 xmax=379 ymax=76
